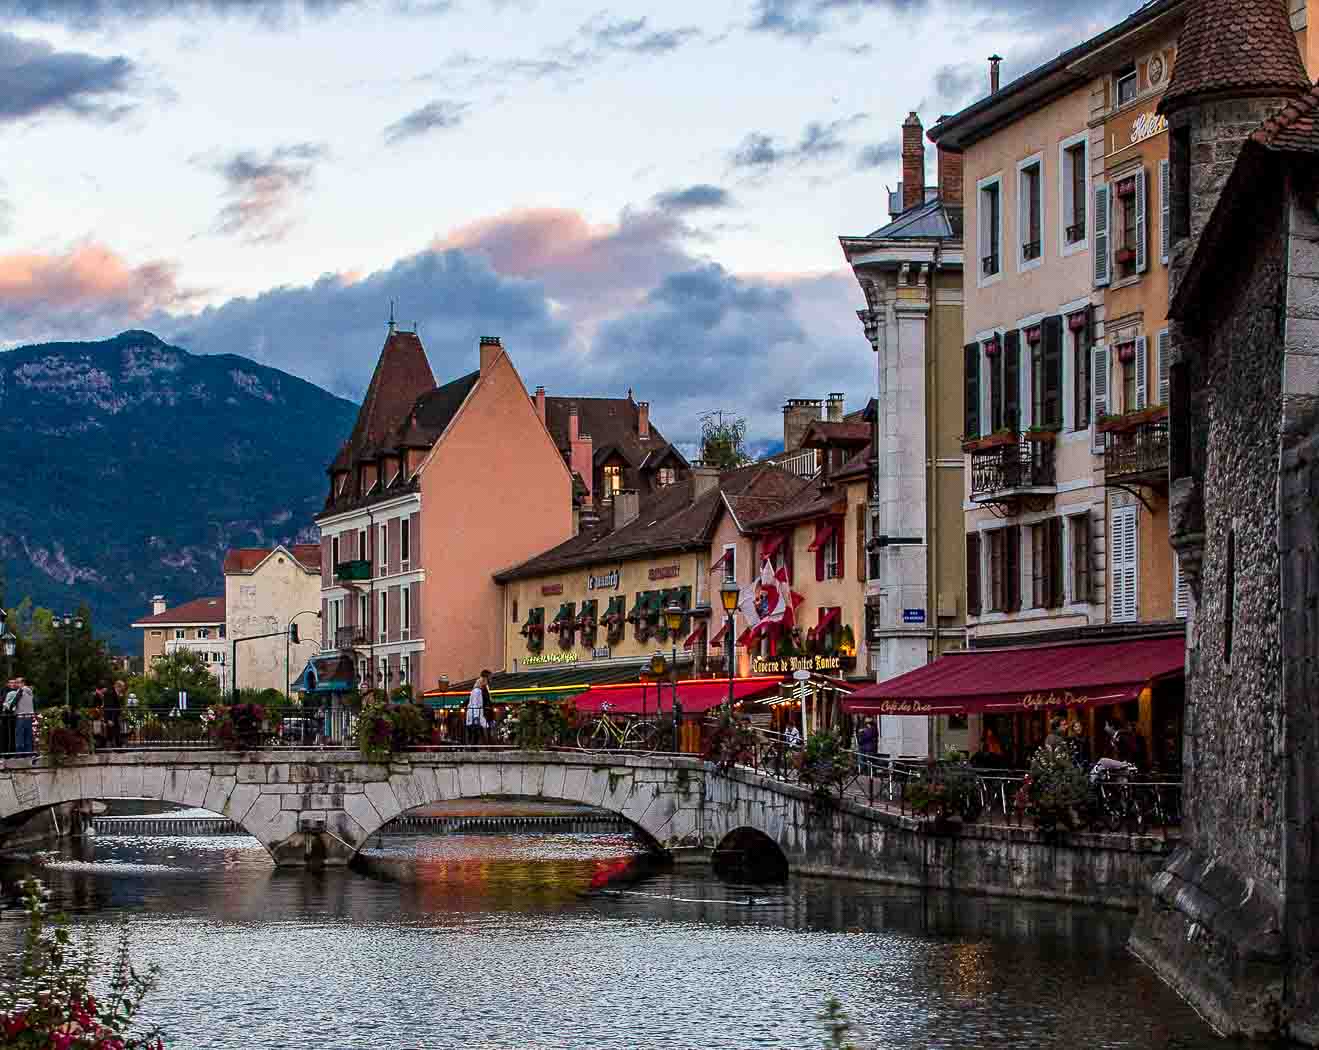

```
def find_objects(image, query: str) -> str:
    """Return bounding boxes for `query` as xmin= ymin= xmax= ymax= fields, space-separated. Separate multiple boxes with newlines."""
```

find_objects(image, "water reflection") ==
xmin=0 ymin=827 xmax=1225 ymax=1050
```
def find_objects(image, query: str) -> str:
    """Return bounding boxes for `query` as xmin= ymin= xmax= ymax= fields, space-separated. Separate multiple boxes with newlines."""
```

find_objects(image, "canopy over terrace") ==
xmin=843 ymin=637 xmax=1184 ymax=717
xmin=574 ymin=677 xmax=782 ymax=715
xmin=420 ymin=662 xmax=653 ymax=710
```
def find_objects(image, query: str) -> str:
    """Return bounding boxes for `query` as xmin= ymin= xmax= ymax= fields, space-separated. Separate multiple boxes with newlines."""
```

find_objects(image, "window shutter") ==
xmin=1093 ymin=183 xmax=1111 ymax=287
xmin=1159 ymin=158 xmax=1171 ymax=265
xmin=1135 ymin=334 xmax=1149 ymax=409
xmin=966 ymin=533 xmax=981 ymax=616
xmin=1042 ymin=315 xmax=1063 ymax=427
xmin=1135 ymin=166 xmax=1148 ymax=273
xmin=1110 ymin=505 xmax=1139 ymax=623
xmin=815 ymin=537 xmax=825 ymax=582
xmin=1091 ymin=343 xmax=1110 ymax=452
xmin=1174 ymin=554 xmax=1189 ymax=619
xmin=836 ymin=515 xmax=846 ymax=581
xmin=1004 ymin=329 xmax=1021 ymax=432
xmin=964 ymin=342 xmax=981 ymax=438
xmin=855 ymin=504 xmax=866 ymax=582
xmin=1005 ymin=524 xmax=1022 ymax=612
xmin=1048 ymin=516 xmax=1064 ymax=608
xmin=1156 ymin=328 xmax=1171 ymax=404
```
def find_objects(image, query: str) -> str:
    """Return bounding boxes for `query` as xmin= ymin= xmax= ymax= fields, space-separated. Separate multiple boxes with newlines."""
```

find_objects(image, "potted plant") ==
xmin=838 ymin=625 xmax=857 ymax=672
xmin=1025 ymin=424 xmax=1060 ymax=443
xmin=964 ymin=428 xmax=1018 ymax=453
xmin=1015 ymin=737 xmax=1090 ymax=833
xmin=1115 ymin=247 xmax=1136 ymax=266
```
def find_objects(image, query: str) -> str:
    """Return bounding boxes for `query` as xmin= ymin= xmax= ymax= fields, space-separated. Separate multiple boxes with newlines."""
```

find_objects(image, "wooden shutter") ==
xmin=966 ymin=533 xmax=981 ymax=617
xmin=964 ymin=342 xmax=980 ymax=439
xmin=1005 ymin=524 xmax=1022 ymax=612
xmin=1071 ymin=513 xmax=1090 ymax=605
xmin=1092 ymin=342 xmax=1110 ymax=422
xmin=1110 ymin=505 xmax=1139 ymax=623
xmin=1135 ymin=167 xmax=1148 ymax=273
xmin=835 ymin=515 xmax=846 ymax=580
xmin=1042 ymin=315 xmax=1063 ymax=428
xmin=1048 ymin=516 xmax=1064 ymax=608
xmin=1135 ymin=334 xmax=1149 ymax=409
xmin=855 ymin=503 xmax=866 ymax=582
xmin=1004 ymin=329 xmax=1021 ymax=432
xmin=1093 ymin=183 xmax=1111 ymax=287
xmin=1159 ymin=158 xmax=1171 ymax=265
xmin=1174 ymin=554 xmax=1189 ymax=619
xmin=1156 ymin=328 xmax=1171 ymax=404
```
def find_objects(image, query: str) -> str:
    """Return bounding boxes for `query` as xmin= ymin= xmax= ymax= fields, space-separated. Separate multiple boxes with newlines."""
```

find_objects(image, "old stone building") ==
xmin=1129 ymin=0 xmax=1319 ymax=1040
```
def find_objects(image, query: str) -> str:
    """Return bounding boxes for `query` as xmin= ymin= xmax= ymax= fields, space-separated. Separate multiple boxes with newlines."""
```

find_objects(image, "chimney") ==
xmin=988 ymin=54 xmax=1002 ymax=95
xmin=637 ymin=401 xmax=650 ymax=441
xmin=901 ymin=112 xmax=925 ymax=212
xmin=569 ymin=405 xmax=593 ymax=499
xmin=613 ymin=489 xmax=640 ymax=530
xmin=534 ymin=385 xmax=546 ymax=424
xmin=937 ymin=144 xmax=963 ymax=204
xmin=826 ymin=392 xmax=845 ymax=422
xmin=568 ymin=403 xmax=579 ymax=442
xmin=151 ymin=595 xmax=167 ymax=616
xmin=479 ymin=335 xmax=502 ymax=375
xmin=690 ymin=463 xmax=720 ymax=502
xmin=782 ymin=398 xmax=822 ymax=452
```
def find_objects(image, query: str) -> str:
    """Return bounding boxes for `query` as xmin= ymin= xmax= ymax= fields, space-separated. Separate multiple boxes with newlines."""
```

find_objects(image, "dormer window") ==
xmin=657 ymin=466 xmax=676 ymax=487
xmin=603 ymin=464 xmax=622 ymax=497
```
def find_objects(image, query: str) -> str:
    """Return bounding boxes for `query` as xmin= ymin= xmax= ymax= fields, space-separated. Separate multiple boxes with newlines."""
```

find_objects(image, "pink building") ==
xmin=314 ymin=328 xmax=573 ymax=694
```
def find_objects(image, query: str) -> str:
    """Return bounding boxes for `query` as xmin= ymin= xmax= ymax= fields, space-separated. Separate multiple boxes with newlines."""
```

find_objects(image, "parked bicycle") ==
xmin=576 ymin=702 xmax=659 ymax=752
xmin=1088 ymin=758 xmax=1145 ymax=832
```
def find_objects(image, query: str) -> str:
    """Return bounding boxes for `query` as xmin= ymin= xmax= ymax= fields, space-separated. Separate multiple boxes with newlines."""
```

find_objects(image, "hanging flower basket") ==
xmin=983 ymin=337 xmax=1002 ymax=358
xmin=1115 ymin=247 xmax=1136 ymax=266
xmin=962 ymin=430 xmax=1017 ymax=453
xmin=1116 ymin=341 xmax=1137 ymax=364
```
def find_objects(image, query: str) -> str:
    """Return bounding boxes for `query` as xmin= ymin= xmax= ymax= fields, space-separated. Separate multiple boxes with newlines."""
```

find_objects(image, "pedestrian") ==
xmin=11 ymin=677 xmax=34 ymax=755
xmin=857 ymin=718 xmax=878 ymax=773
xmin=2 ymin=678 xmax=18 ymax=754
xmin=466 ymin=669 xmax=491 ymax=746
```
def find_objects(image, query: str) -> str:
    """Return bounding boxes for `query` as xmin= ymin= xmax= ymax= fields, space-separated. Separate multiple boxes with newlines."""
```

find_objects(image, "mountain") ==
xmin=0 ymin=331 xmax=357 ymax=651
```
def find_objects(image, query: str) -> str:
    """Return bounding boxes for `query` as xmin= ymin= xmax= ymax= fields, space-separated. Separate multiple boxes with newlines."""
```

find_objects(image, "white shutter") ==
xmin=1135 ymin=334 xmax=1148 ymax=409
xmin=1174 ymin=553 xmax=1189 ymax=619
xmin=1157 ymin=328 xmax=1171 ymax=404
xmin=1091 ymin=342 xmax=1110 ymax=453
xmin=1093 ymin=183 xmax=1111 ymax=287
xmin=1135 ymin=167 xmax=1148 ymax=273
xmin=1159 ymin=158 xmax=1171 ymax=265
xmin=1110 ymin=505 xmax=1139 ymax=623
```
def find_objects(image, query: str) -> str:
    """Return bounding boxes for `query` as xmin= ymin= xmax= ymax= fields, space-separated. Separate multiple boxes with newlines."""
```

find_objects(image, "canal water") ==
xmin=0 ymin=813 xmax=1226 ymax=1050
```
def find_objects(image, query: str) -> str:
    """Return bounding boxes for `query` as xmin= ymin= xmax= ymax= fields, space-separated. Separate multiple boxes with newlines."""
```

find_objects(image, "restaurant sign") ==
xmin=751 ymin=654 xmax=842 ymax=676
xmin=1130 ymin=110 xmax=1168 ymax=145
xmin=540 ymin=583 xmax=563 ymax=597
xmin=648 ymin=565 xmax=680 ymax=581
xmin=587 ymin=571 xmax=620 ymax=591
xmin=524 ymin=651 xmax=577 ymax=667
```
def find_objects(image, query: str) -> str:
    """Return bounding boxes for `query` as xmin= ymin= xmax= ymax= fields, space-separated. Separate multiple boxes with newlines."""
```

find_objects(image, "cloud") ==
xmin=855 ymin=137 xmax=899 ymax=170
xmin=582 ymin=13 xmax=702 ymax=56
xmin=383 ymin=99 xmax=467 ymax=144
xmin=196 ymin=142 xmax=328 ymax=244
xmin=730 ymin=114 xmax=866 ymax=172
xmin=0 ymin=241 xmax=195 ymax=343
xmin=0 ymin=0 xmax=368 ymax=29
xmin=0 ymin=31 xmax=137 ymax=123
xmin=652 ymin=184 xmax=734 ymax=212
xmin=749 ymin=0 xmax=1126 ymax=40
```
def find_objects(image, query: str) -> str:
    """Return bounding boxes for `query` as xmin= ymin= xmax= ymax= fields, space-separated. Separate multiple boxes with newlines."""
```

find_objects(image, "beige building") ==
xmin=224 ymin=544 xmax=322 ymax=696
xmin=130 ymin=595 xmax=228 ymax=693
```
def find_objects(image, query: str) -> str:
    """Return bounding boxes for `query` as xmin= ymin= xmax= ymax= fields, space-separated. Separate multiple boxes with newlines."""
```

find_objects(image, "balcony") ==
xmin=1104 ymin=415 xmax=1168 ymax=486
xmin=334 ymin=625 xmax=367 ymax=650
xmin=969 ymin=436 xmax=1056 ymax=503
xmin=334 ymin=559 xmax=372 ymax=583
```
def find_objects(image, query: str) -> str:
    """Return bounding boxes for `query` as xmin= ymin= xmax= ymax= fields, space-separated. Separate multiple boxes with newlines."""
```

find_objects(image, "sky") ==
xmin=0 ymin=0 xmax=1130 ymax=446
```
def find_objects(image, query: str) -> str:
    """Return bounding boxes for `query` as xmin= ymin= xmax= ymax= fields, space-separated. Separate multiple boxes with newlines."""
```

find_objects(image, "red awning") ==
xmin=710 ymin=549 xmax=732 ymax=574
xmin=683 ymin=622 xmax=706 ymax=649
xmin=843 ymin=636 xmax=1184 ymax=717
xmin=574 ymin=678 xmax=781 ymax=715
xmin=710 ymin=620 xmax=729 ymax=647
xmin=806 ymin=518 xmax=838 ymax=553
xmin=808 ymin=606 xmax=841 ymax=640
xmin=758 ymin=532 xmax=788 ymax=562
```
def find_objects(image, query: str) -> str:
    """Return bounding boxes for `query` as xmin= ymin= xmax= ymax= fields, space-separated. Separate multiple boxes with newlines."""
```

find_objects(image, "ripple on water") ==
xmin=0 ymin=829 xmax=1230 ymax=1050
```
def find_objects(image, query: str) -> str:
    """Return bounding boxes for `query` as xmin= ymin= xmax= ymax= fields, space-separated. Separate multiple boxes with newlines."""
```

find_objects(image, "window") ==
xmin=1122 ymin=350 xmax=1138 ymax=412
xmin=380 ymin=591 xmax=388 ymax=644
xmin=151 ymin=630 xmax=162 ymax=638
xmin=603 ymin=464 xmax=622 ymax=497
xmin=722 ymin=544 xmax=737 ymax=582
xmin=401 ymin=587 xmax=411 ymax=640
xmin=1070 ymin=514 xmax=1091 ymax=604
xmin=1028 ymin=319 xmax=1061 ymax=430
xmin=1061 ymin=138 xmax=1087 ymax=247
xmin=218 ymin=625 xmax=225 ymax=639
xmin=1030 ymin=518 xmax=1063 ymax=608
xmin=401 ymin=517 xmax=410 ymax=565
xmin=1224 ymin=528 xmax=1235 ymax=664
xmin=358 ymin=531 xmax=367 ymax=562
xmin=359 ymin=594 xmax=368 ymax=634
xmin=197 ymin=628 xmax=210 ymax=639
xmin=1072 ymin=314 xmax=1091 ymax=430
xmin=216 ymin=652 xmax=225 ymax=665
xmin=987 ymin=526 xmax=1021 ymax=613
xmin=966 ymin=533 xmax=982 ymax=617
xmin=359 ymin=660 xmax=368 ymax=685
xmin=512 ymin=598 xmax=519 ymax=624
xmin=1110 ymin=505 xmax=1139 ymax=623
xmin=1116 ymin=62 xmax=1137 ymax=107
xmin=986 ymin=332 xmax=1020 ymax=433
xmin=332 ymin=536 xmax=340 ymax=569
xmin=1018 ymin=158 xmax=1042 ymax=266
xmin=400 ymin=654 xmax=410 ymax=685
xmin=979 ymin=178 xmax=1002 ymax=279
xmin=174 ymin=629 xmax=185 ymax=640
xmin=657 ymin=466 xmax=676 ymax=487
xmin=964 ymin=342 xmax=981 ymax=439
xmin=379 ymin=524 xmax=387 ymax=577
xmin=823 ymin=532 xmax=840 ymax=580
xmin=1113 ymin=169 xmax=1148 ymax=279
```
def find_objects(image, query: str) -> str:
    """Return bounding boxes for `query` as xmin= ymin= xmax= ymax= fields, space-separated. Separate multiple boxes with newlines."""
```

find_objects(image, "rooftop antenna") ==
xmin=388 ymin=300 xmax=396 ymax=334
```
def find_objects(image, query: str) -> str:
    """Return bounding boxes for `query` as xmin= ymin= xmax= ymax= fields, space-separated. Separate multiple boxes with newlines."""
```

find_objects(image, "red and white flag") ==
xmin=736 ymin=558 xmax=802 ymax=645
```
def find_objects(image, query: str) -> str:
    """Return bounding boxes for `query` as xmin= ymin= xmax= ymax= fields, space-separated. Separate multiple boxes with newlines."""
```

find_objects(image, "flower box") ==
xmin=962 ymin=430 xmax=1017 ymax=453
xmin=1024 ymin=427 xmax=1059 ymax=443
xmin=1115 ymin=247 xmax=1136 ymax=265
xmin=1097 ymin=405 xmax=1168 ymax=433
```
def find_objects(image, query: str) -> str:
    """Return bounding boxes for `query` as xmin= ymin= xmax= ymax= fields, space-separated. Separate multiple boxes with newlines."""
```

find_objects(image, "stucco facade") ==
xmin=224 ymin=546 xmax=322 ymax=696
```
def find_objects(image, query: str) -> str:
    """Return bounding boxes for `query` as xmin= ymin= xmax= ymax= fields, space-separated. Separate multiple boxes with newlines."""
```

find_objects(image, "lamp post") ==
xmin=1 ymin=620 xmax=16 ymax=754
xmin=286 ymin=610 xmax=322 ymax=747
xmin=720 ymin=581 xmax=739 ymax=714
xmin=51 ymin=613 xmax=84 ymax=708
xmin=663 ymin=602 xmax=684 ymax=747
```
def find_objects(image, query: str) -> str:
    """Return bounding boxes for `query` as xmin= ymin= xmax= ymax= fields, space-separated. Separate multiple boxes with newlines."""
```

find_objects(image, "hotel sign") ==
xmin=751 ymin=654 xmax=842 ymax=676
xmin=1130 ymin=111 xmax=1168 ymax=146
xmin=524 ymin=651 xmax=577 ymax=667
xmin=648 ymin=565 xmax=680 ymax=581
xmin=587 ymin=571 xmax=620 ymax=591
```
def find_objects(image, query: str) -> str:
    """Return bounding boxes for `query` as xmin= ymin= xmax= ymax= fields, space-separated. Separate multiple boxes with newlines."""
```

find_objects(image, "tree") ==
xmin=8 ymin=602 xmax=115 ymax=709
xmin=699 ymin=411 xmax=750 ymax=470
xmin=127 ymin=649 xmax=222 ymax=710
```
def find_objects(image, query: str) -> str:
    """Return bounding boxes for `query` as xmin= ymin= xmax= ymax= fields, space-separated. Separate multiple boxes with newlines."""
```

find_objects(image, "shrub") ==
xmin=798 ymin=730 xmax=852 ymax=802
xmin=202 ymin=703 xmax=266 ymax=749
xmin=511 ymin=700 xmax=570 ymax=751
xmin=34 ymin=708 xmax=93 ymax=765
xmin=356 ymin=701 xmax=428 ymax=758
xmin=704 ymin=712 xmax=757 ymax=773
xmin=904 ymin=752 xmax=982 ymax=823
xmin=1015 ymin=738 xmax=1089 ymax=830
xmin=388 ymin=703 xmax=429 ymax=751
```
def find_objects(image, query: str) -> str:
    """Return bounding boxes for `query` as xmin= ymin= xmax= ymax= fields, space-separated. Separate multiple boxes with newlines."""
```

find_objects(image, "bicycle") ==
xmin=576 ymin=702 xmax=659 ymax=752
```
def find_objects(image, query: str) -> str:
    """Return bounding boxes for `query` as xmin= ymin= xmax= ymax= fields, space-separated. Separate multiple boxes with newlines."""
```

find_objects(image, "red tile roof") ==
xmin=131 ymin=596 xmax=225 ymax=627
xmin=799 ymin=420 xmax=871 ymax=449
xmin=1160 ymin=0 xmax=1308 ymax=113
xmin=223 ymin=544 xmax=321 ymax=575
xmin=1253 ymin=82 xmax=1319 ymax=153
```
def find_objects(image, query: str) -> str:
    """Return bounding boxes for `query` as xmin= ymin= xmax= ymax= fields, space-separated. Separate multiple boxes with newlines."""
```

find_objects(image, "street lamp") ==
xmin=663 ymin=602 xmax=684 ymax=743
xmin=0 ymin=619 xmax=14 ymax=756
xmin=720 ymin=581 xmax=740 ymax=713
xmin=51 ymin=613 xmax=84 ymax=708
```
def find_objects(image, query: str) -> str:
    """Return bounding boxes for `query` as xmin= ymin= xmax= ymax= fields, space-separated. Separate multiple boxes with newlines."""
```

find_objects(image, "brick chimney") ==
xmin=783 ymin=398 xmax=822 ymax=452
xmin=989 ymin=54 xmax=1002 ymax=95
xmin=937 ymin=143 xmax=963 ymax=204
xmin=534 ymin=385 xmax=546 ymax=424
xmin=151 ymin=595 xmax=167 ymax=616
xmin=613 ymin=489 xmax=640 ymax=530
xmin=690 ymin=463 xmax=720 ymax=502
xmin=569 ymin=404 xmax=593 ymax=498
xmin=479 ymin=335 xmax=501 ymax=375
xmin=637 ymin=401 xmax=650 ymax=441
xmin=826 ymin=392 xmax=845 ymax=422
xmin=901 ymin=112 xmax=925 ymax=212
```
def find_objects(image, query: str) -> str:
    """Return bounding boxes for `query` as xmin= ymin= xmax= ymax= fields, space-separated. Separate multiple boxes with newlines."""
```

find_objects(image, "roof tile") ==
xmin=131 ymin=595 xmax=225 ymax=627
xmin=1253 ymin=81 xmax=1319 ymax=152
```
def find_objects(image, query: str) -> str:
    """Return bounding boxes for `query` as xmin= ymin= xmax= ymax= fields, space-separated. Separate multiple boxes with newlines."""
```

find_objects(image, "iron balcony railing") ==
xmin=1105 ymin=418 xmax=1169 ymax=481
xmin=335 ymin=625 xmax=367 ymax=649
xmin=1022 ymin=239 xmax=1041 ymax=260
xmin=970 ymin=439 xmax=1056 ymax=500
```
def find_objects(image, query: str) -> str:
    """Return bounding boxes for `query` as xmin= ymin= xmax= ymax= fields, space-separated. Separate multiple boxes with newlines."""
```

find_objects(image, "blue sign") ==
xmin=902 ymin=608 xmax=926 ymax=625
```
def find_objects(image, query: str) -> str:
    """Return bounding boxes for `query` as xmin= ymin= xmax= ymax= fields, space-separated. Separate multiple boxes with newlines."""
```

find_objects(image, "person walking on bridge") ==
xmin=466 ymin=670 xmax=491 ymax=747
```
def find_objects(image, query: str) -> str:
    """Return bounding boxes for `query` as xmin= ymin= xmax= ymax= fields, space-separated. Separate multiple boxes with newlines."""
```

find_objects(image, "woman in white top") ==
xmin=466 ymin=670 xmax=491 ymax=746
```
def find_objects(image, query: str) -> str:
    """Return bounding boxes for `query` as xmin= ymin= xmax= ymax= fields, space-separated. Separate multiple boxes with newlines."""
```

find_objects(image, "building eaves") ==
xmin=131 ymin=595 xmax=226 ymax=627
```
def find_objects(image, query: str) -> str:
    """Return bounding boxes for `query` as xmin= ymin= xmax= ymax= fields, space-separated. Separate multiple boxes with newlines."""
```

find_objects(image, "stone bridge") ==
xmin=0 ymin=750 xmax=1173 ymax=906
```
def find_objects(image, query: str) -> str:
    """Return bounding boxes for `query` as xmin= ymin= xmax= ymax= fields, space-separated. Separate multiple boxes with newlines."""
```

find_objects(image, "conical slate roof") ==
xmin=1160 ymin=0 xmax=1309 ymax=113
xmin=338 ymin=329 xmax=436 ymax=470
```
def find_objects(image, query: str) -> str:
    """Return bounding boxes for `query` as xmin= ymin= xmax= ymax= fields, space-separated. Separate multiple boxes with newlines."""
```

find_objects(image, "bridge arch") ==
xmin=712 ymin=827 xmax=789 ymax=881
